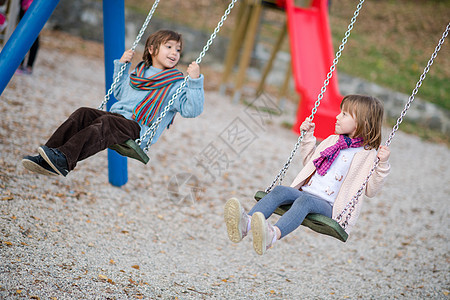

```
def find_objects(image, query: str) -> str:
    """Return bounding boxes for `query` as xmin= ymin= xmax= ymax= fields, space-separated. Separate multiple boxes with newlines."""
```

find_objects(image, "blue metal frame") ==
xmin=0 ymin=0 xmax=60 ymax=95
xmin=103 ymin=0 xmax=128 ymax=187
xmin=0 ymin=0 xmax=129 ymax=186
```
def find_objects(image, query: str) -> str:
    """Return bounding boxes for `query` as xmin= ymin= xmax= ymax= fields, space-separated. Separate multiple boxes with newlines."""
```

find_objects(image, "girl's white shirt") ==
xmin=302 ymin=147 xmax=363 ymax=205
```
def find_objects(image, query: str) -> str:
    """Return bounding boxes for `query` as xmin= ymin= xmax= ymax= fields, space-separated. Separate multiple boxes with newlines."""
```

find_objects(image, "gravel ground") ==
xmin=0 ymin=45 xmax=449 ymax=299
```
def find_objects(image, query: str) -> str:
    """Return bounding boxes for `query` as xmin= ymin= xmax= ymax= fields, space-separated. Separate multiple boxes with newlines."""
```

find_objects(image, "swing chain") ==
xmin=98 ymin=0 xmax=161 ymax=111
xmin=265 ymin=0 xmax=365 ymax=193
xmin=336 ymin=22 xmax=450 ymax=229
xmin=137 ymin=0 xmax=239 ymax=151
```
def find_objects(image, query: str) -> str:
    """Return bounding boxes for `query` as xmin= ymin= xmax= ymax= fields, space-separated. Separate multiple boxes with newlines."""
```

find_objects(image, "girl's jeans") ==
xmin=45 ymin=107 xmax=141 ymax=171
xmin=249 ymin=185 xmax=333 ymax=238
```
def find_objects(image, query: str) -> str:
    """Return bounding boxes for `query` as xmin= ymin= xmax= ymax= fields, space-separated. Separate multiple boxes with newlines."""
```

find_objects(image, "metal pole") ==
xmin=103 ymin=0 xmax=128 ymax=187
xmin=0 ymin=0 xmax=59 ymax=95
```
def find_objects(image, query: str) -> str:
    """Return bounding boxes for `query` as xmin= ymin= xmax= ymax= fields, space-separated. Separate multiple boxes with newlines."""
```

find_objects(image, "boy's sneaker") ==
xmin=224 ymin=198 xmax=250 ymax=243
xmin=22 ymin=155 xmax=58 ymax=176
xmin=251 ymin=212 xmax=276 ymax=255
xmin=38 ymin=146 xmax=69 ymax=177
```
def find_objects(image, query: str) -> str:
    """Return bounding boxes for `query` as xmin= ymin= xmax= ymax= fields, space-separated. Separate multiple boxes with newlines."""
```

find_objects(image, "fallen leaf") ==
xmin=131 ymin=265 xmax=140 ymax=270
xmin=98 ymin=274 xmax=108 ymax=280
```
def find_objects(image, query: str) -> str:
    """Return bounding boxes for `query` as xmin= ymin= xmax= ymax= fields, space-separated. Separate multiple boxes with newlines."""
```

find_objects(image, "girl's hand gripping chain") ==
xmin=377 ymin=145 xmax=390 ymax=163
xmin=300 ymin=117 xmax=315 ymax=133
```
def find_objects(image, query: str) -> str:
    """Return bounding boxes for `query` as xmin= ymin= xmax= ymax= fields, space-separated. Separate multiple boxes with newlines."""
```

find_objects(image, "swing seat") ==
xmin=254 ymin=190 xmax=348 ymax=242
xmin=109 ymin=139 xmax=149 ymax=164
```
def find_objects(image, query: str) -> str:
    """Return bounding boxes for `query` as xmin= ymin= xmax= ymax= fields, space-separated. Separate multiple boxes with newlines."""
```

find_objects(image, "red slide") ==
xmin=282 ymin=0 xmax=342 ymax=139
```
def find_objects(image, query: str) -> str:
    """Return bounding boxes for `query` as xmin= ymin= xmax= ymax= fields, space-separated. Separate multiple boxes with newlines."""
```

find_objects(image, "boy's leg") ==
xmin=24 ymin=107 xmax=105 ymax=175
xmin=274 ymin=192 xmax=333 ymax=239
xmin=248 ymin=185 xmax=301 ymax=218
xmin=45 ymin=107 xmax=108 ymax=149
xmin=56 ymin=112 xmax=140 ymax=171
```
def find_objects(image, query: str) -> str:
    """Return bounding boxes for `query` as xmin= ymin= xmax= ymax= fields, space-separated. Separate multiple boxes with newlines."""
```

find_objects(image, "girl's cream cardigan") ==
xmin=290 ymin=132 xmax=390 ymax=234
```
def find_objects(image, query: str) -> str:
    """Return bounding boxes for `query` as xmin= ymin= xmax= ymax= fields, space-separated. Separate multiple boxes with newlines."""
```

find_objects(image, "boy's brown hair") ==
xmin=142 ymin=29 xmax=183 ymax=67
xmin=340 ymin=94 xmax=384 ymax=150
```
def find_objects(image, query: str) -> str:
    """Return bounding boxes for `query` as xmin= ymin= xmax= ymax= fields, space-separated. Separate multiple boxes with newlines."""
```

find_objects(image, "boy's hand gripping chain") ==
xmin=137 ymin=0 xmax=239 ymax=152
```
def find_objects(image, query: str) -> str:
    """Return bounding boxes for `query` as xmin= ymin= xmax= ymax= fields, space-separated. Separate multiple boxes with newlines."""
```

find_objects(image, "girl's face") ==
xmin=150 ymin=39 xmax=181 ymax=70
xmin=335 ymin=109 xmax=357 ymax=138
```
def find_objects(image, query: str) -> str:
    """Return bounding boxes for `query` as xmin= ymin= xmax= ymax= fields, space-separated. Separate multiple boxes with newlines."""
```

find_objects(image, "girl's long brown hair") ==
xmin=142 ymin=30 xmax=183 ymax=67
xmin=340 ymin=94 xmax=384 ymax=149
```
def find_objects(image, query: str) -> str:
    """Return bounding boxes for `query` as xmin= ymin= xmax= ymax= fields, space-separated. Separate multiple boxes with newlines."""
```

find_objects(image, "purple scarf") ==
xmin=313 ymin=135 xmax=364 ymax=176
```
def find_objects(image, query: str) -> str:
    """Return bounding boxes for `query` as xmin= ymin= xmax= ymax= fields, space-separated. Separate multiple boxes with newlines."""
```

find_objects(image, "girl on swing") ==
xmin=224 ymin=95 xmax=391 ymax=255
xmin=22 ymin=29 xmax=205 ymax=177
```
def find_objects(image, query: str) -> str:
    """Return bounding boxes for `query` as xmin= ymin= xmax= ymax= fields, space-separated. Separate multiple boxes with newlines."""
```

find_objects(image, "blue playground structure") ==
xmin=0 ymin=0 xmax=129 ymax=187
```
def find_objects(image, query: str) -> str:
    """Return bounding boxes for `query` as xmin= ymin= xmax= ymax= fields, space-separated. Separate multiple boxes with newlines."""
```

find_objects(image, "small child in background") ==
xmin=0 ymin=12 xmax=6 ymax=32
xmin=0 ymin=0 xmax=7 ymax=33
xmin=16 ymin=0 xmax=39 ymax=75
xmin=224 ymin=95 xmax=390 ymax=255
xmin=22 ymin=29 xmax=205 ymax=177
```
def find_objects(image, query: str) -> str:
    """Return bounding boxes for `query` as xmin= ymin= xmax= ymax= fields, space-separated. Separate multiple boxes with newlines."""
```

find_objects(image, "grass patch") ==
xmin=329 ymin=0 xmax=449 ymax=110
xmin=386 ymin=118 xmax=450 ymax=147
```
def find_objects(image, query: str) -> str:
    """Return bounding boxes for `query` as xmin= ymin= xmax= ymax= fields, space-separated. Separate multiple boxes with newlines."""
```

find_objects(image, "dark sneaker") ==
xmin=22 ymin=155 xmax=58 ymax=176
xmin=38 ymin=146 xmax=69 ymax=177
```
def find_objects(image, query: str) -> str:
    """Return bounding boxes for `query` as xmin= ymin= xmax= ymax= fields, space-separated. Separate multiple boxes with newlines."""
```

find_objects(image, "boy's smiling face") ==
xmin=149 ymin=39 xmax=181 ymax=70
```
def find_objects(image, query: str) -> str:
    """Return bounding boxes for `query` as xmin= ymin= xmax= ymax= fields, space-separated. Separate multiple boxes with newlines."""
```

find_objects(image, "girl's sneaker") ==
xmin=224 ymin=198 xmax=250 ymax=243
xmin=251 ymin=212 xmax=276 ymax=255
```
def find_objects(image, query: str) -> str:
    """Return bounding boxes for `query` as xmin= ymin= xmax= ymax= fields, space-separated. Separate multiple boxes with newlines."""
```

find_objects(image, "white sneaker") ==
xmin=224 ymin=198 xmax=250 ymax=243
xmin=251 ymin=212 xmax=276 ymax=255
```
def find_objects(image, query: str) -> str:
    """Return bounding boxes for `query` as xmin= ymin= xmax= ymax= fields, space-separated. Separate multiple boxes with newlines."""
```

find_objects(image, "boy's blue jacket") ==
xmin=110 ymin=60 xmax=205 ymax=149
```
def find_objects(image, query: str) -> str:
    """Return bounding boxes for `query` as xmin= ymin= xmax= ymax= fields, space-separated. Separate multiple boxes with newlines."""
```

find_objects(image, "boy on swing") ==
xmin=22 ymin=29 xmax=204 ymax=177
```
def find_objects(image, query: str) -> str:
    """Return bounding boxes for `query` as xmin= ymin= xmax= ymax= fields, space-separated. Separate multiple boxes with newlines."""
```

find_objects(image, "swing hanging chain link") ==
xmin=336 ymin=22 xmax=449 ymax=229
xmin=138 ymin=0 xmax=239 ymax=151
xmin=265 ymin=0 xmax=365 ymax=193
xmin=98 ymin=0 xmax=161 ymax=111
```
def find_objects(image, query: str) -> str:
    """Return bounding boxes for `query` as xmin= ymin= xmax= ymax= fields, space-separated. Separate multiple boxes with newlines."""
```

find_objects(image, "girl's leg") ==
xmin=274 ymin=192 xmax=332 ymax=238
xmin=248 ymin=185 xmax=302 ymax=219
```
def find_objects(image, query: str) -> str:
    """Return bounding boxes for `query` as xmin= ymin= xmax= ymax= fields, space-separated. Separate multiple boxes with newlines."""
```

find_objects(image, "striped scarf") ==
xmin=313 ymin=135 xmax=364 ymax=176
xmin=130 ymin=62 xmax=184 ymax=127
